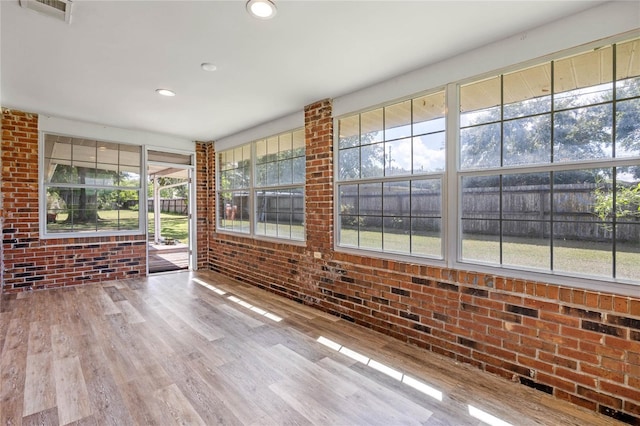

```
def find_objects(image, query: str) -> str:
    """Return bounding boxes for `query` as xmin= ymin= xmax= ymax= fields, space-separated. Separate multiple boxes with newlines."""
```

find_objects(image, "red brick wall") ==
xmin=200 ymin=100 xmax=640 ymax=423
xmin=1 ymin=108 xmax=146 ymax=292
xmin=195 ymin=141 xmax=213 ymax=270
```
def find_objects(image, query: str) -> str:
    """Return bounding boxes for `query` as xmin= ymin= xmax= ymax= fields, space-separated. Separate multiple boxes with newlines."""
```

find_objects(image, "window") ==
xmin=458 ymin=38 xmax=640 ymax=282
xmin=42 ymin=134 xmax=142 ymax=236
xmin=217 ymin=129 xmax=305 ymax=241
xmin=336 ymin=91 xmax=445 ymax=258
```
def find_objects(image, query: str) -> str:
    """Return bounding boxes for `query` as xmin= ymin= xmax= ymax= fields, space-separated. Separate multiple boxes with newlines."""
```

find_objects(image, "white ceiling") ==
xmin=1 ymin=0 xmax=608 ymax=142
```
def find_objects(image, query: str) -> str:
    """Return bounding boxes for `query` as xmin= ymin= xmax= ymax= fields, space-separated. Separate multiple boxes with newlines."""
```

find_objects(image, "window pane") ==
xmin=553 ymin=223 xmax=612 ymax=278
xmin=266 ymin=163 xmax=278 ymax=186
xmin=359 ymin=183 xmax=382 ymax=217
xmin=462 ymin=175 xmax=501 ymax=221
xmin=292 ymin=157 xmax=305 ymax=184
xmin=361 ymin=108 xmax=383 ymax=144
xmin=46 ymin=135 xmax=72 ymax=161
xmin=554 ymin=46 xmax=613 ymax=109
xmin=383 ymin=181 xmax=410 ymax=216
xmin=615 ymin=98 xmax=640 ymax=158
xmin=256 ymin=190 xmax=277 ymax=237
xmin=279 ymin=133 xmax=293 ymax=159
xmin=461 ymin=219 xmax=500 ymax=264
xmin=339 ymin=115 xmax=360 ymax=149
xmin=554 ymin=104 xmax=612 ymax=162
xmin=339 ymin=184 xmax=359 ymax=216
xmin=278 ymin=159 xmax=293 ymax=185
xmin=411 ymin=179 xmax=441 ymax=218
xmin=385 ymin=100 xmax=411 ymax=141
xmin=339 ymin=215 xmax=359 ymax=247
xmin=95 ymin=165 xmax=117 ymax=186
xmin=504 ymin=114 xmax=551 ymax=166
xmin=256 ymin=139 xmax=267 ymax=164
xmin=411 ymin=218 xmax=442 ymax=257
xmin=616 ymin=76 xmax=640 ymax=100
xmin=502 ymin=222 xmax=550 ymax=270
xmin=292 ymin=129 xmax=305 ymax=154
xmin=616 ymin=224 xmax=640 ymax=281
xmin=413 ymin=92 xmax=445 ymax=135
xmin=385 ymin=138 xmax=412 ymax=176
xmin=413 ymin=133 xmax=445 ymax=173
xmin=502 ymin=173 xmax=550 ymax=220
xmin=338 ymin=147 xmax=360 ymax=181
xmin=119 ymin=144 xmax=141 ymax=167
xmin=460 ymin=122 xmax=501 ymax=169
xmin=503 ymin=63 xmax=551 ymax=119
xmin=361 ymin=143 xmax=384 ymax=178
xmin=360 ymin=216 xmax=382 ymax=251
xmin=219 ymin=191 xmax=249 ymax=233
xmin=73 ymin=140 xmax=96 ymax=162
xmin=383 ymin=217 xmax=410 ymax=254
xmin=460 ymin=76 xmax=501 ymax=126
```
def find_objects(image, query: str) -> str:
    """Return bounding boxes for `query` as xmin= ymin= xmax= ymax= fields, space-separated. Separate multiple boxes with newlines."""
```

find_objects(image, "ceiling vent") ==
xmin=19 ymin=0 xmax=73 ymax=23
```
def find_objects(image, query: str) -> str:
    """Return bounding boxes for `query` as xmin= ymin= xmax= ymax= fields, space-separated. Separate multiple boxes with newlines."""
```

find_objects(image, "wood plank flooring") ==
xmin=0 ymin=270 xmax=624 ymax=425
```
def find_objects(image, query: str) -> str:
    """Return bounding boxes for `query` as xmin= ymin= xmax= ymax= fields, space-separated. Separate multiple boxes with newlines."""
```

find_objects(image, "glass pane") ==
xmin=616 ymin=76 xmax=640 ymax=100
xmin=460 ymin=76 xmax=501 ymax=126
xmin=411 ymin=179 xmax=441 ymax=218
xmin=338 ymin=147 xmax=360 ymax=181
xmin=616 ymin=224 xmax=640 ymax=280
xmin=553 ymin=222 xmax=611 ymax=278
xmin=266 ymin=163 xmax=278 ymax=186
xmin=554 ymin=46 xmax=613 ymax=109
xmin=46 ymin=135 xmax=72 ymax=161
xmin=117 ymin=190 xmax=140 ymax=230
xmin=361 ymin=108 xmax=383 ymax=144
xmin=266 ymin=137 xmax=278 ymax=160
xmin=75 ymin=163 xmax=96 ymax=183
xmin=383 ymin=217 xmax=410 ymax=254
xmin=411 ymin=218 xmax=442 ymax=257
xmin=278 ymin=159 xmax=293 ymax=185
xmin=554 ymin=104 xmax=612 ymax=162
xmin=504 ymin=114 xmax=551 ymax=166
xmin=361 ymin=143 xmax=384 ymax=178
xmin=73 ymin=139 xmax=96 ymax=163
xmin=339 ymin=215 xmax=359 ymax=247
xmin=385 ymin=138 xmax=412 ymax=176
xmin=604 ymin=166 xmax=640 ymax=224
xmin=218 ymin=151 xmax=229 ymax=171
xmin=339 ymin=115 xmax=360 ymax=149
xmin=383 ymin=181 xmax=410 ymax=216
xmin=120 ymin=167 xmax=141 ymax=187
xmin=617 ymin=39 xmax=640 ymax=83
xmin=292 ymin=129 xmax=305 ymax=154
xmin=292 ymin=211 xmax=305 ymax=241
xmin=413 ymin=132 xmax=445 ymax=173
xmin=95 ymin=165 xmax=117 ymax=186
xmin=502 ymin=172 xmax=550 ymax=220
xmin=119 ymin=144 xmax=140 ymax=167
xmin=219 ymin=191 xmax=249 ymax=234
xmin=462 ymin=175 xmax=500 ymax=220
xmin=256 ymin=139 xmax=267 ymax=164
xmin=413 ymin=92 xmax=445 ymax=135
xmin=503 ymin=63 xmax=551 ymax=119
xmin=48 ymin=164 xmax=76 ymax=184
xmin=255 ymin=164 xmax=266 ymax=186
xmin=339 ymin=184 xmax=359 ymax=216
xmin=385 ymin=100 xmax=411 ymax=141
xmin=360 ymin=216 xmax=382 ymax=251
xmin=461 ymin=219 xmax=500 ymax=264
xmin=359 ymin=183 xmax=382 ymax=217
xmin=279 ymin=133 xmax=293 ymax=159
xmin=292 ymin=157 xmax=305 ymax=184
xmin=460 ymin=122 xmax=501 ymax=169
xmin=502 ymin=221 xmax=550 ymax=270
xmin=615 ymin=98 xmax=640 ymax=157
xmin=94 ymin=142 xmax=117 ymax=166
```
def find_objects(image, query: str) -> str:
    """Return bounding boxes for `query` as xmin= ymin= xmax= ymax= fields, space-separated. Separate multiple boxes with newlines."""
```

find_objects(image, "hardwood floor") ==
xmin=0 ymin=271 xmax=623 ymax=425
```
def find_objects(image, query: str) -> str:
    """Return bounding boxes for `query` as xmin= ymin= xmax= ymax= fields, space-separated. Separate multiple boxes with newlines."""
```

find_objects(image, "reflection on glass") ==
xmin=279 ymin=133 xmax=292 ymax=158
xmin=413 ymin=92 xmax=445 ymax=135
xmin=384 ymin=100 xmax=411 ymax=141
xmin=503 ymin=63 xmax=551 ymax=120
xmin=460 ymin=76 xmax=501 ymax=126
xmin=339 ymin=115 xmax=360 ymax=149
xmin=256 ymin=139 xmax=267 ymax=164
xmin=339 ymin=147 xmax=360 ymax=181
xmin=554 ymin=46 xmax=613 ymax=109
xmin=361 ymin=108 xmax=383 ymax=144
xmin=361 ymin=143 xmax=385 ymax=178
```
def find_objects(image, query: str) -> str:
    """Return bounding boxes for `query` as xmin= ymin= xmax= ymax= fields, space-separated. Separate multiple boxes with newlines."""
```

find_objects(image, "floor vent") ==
xmin=19 ymin=0 xmax=72 ymax=23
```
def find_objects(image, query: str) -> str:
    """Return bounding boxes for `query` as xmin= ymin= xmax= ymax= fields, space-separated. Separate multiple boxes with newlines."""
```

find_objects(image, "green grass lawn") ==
xmin=148 ymin=212 xmax=189 ymax=244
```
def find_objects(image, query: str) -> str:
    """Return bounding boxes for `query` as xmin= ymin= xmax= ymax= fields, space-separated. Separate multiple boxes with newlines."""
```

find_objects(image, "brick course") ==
xmin=200 ymin=99 xmax=640 ymax=424
xmin=1 ymin=108 xmax=146 ymax=292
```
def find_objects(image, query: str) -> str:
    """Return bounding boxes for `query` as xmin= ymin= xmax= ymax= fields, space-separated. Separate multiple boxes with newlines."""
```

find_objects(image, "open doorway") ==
xmin=147 ymin=150 xmax=194 ymax=274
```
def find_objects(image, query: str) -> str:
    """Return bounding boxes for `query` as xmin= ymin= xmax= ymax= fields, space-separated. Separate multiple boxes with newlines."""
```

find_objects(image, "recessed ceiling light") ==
xmin=246 ymin=0 xmax=277 ymax=19
xmin=201 ymin=62 xmax=218 ymax=72
xmin=156 ymin=88 xmax=176 ymax=97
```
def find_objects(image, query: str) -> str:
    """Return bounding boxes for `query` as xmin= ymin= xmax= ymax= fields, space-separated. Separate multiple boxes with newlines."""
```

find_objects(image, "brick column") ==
xmin=304 ymin=99 xmax=333 ymax=256
xmin=195 ymin=141 xmax=214 ymax=270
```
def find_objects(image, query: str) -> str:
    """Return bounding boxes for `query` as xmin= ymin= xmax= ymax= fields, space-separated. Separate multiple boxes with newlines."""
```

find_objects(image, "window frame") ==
xmin=334 ymin=35 xmax=640 ymax=293
xmin=216 ymin=128 xmax=306 ymax=243
xmin=334 ymin=88 xmax=447 ymax=263
xmin=39 ymin=132 xmax=145 ymax=239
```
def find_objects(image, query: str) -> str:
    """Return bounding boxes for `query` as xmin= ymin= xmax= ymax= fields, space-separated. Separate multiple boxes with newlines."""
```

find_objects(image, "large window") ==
xmin=459 ymin=38 xmax=640 ymax=282
xmin=336 ymin=91 xmax=445 ymax=258
xmin=217 ymin=129 xmax=305 ymax=240
xmin=42 ymin=134 xmax=142 ymax=236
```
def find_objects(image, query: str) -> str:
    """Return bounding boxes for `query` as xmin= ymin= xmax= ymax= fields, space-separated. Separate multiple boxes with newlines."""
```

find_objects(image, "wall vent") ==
xmin=19 ymin=0 xmax=73 ymax=23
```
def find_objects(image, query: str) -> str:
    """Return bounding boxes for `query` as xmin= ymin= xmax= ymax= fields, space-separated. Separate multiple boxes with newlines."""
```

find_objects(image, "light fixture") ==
xmin=201 ymin=62 xmax=217 ymax=72
xmin=246 ymin=0 xmax=277 ymax=19
xmin=156 ymin=88 xmax=176 ymax=97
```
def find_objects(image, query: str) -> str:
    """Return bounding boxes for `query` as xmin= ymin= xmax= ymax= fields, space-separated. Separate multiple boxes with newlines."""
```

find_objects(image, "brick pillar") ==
xmin=304 ymin=99 xmax=333 ymax=256
xmin=195 ymin=141 xmax=214 ymax=270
